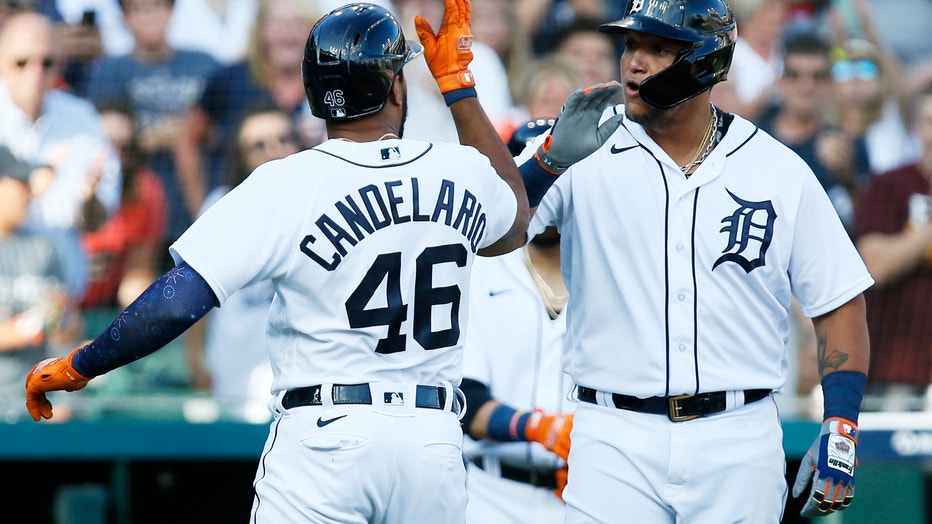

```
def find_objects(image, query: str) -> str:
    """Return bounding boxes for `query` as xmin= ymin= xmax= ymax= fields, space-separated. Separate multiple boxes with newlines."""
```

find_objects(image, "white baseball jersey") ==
xmin=526 ymin=107 xmax=874 ymax=398
xmin=463 ymin=248 xmax=573 ymax=465
xmin=171 ymin=138 xmax=518 ymax=394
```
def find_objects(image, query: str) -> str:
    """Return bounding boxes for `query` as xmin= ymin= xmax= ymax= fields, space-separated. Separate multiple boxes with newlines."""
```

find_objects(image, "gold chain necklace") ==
xmin=523 ymin=246 xmax=567 ymax=320
xmin=680 ymin=107 xmax=717 ymax=174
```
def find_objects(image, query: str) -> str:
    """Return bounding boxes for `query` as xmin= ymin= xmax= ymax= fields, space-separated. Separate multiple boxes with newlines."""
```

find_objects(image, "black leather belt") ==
xmin=577 ymin=386 xmax=771 ymax=422
xmin=282 ymin=383 xmax=454 ymax=412
xmin=470 ymin=457 xmax=559 ymax=489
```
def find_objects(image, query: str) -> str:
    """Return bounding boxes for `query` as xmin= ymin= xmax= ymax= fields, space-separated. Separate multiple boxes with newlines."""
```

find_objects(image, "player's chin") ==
xmin=623 ymin=97 xmax=650 ymax=124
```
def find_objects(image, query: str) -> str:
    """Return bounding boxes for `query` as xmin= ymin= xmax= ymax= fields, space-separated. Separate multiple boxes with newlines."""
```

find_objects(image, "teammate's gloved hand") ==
xmin=414 ymin=0 xmax=474 ymax=95
xmin=25 ymin=348 xmax=91 ymax=421
xmin=534 ymin=82 xmax=625 ymax=174
xmin=553 ymin=466 xmax=568 ymax=501
xmin=524 ymin=409 xmax=573 ymax=461
xmin=792 ymin=417 xmax=859 ymax=517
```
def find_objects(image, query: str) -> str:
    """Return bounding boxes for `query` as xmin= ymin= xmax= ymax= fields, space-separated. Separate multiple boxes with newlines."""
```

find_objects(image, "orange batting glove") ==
xmin=414 ymin=0 xmax=475 ymax=95
xmin=25 ymin=348 xmax=91 ymax=421
xmin=524 ymin=409 xmax=573 ymax=461
xmin=554 ymin=466 xmax=568 ymax=501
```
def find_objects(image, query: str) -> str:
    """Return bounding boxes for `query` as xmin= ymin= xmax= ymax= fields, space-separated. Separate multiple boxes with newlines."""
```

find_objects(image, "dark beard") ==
xmin=626 ymin=104 xmax=667 ymax=128
xmin=398 ymin=88 xmax=408 ymax=138
xmin=625 ymin=98 xmax=689 ymax=130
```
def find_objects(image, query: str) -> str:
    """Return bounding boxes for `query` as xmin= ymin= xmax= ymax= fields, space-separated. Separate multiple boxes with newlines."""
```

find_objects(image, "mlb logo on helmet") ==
xmin=332 ymin=108 xmax=346 ymax=118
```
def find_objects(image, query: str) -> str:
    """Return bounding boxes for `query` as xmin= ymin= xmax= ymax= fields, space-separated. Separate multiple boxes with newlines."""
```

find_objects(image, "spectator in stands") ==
xmin=49 ymin=1 xmax=104 ymax=93
xmin=853 ymin=85 xmax=932 ymax=412
xmin=757 ymin=31 xmax=870 ymax=232
xmin=495 ymin=56 xmax=584 ymax=143
xmin=825 ymin=0 xmax=918 ymax=174
xmin=522 ymin=0 xmax=625 ymax=56
xmin=80 ymin=105 xmax=167 ymax=310
xmin=1 ymin=0 xmax=62 ymax=24
xmin=552 ymin=17 xmax=620 ymax=86
xmin=471 ymin=0 xmax=533 ymax=81
xmin=845 ymin=0 xmax=932 ymax=69
xmin=711 ymin=0 xmax=787 ymax=122
xmin=82 ymin=0 xmax=219 ymax=270
xmin=829 ymin=38 xmax=917 ymax=175
xmin=185 ymin=105 xmax=301 ymax=422
xmin=0 ymin=12 xmax=121 ymax=299
xmin=173 ymin=0 xmax=321 ymax=270
xmin=55 ymin=0 xmax=258 ymax=65
xmin=0 ymin=146 xmax=81 ymax=422
xmin=393 ymin=0 xmax=514 ymax=143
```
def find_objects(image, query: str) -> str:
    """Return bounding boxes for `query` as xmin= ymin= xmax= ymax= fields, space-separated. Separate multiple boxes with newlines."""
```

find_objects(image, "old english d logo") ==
xmin=712 ymin=189 xmax=776 ymax=273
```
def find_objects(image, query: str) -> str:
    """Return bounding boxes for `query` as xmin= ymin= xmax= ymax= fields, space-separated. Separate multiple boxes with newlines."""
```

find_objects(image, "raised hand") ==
xmin=414 ymin=0 xmax=475 ymax=94
xmin=535 ymin=82 xmax=625 ymax=174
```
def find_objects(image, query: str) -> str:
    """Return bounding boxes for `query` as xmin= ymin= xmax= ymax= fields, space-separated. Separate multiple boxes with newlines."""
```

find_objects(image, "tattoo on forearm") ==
xmin=817 ymin=333 xmax=850 ymax=376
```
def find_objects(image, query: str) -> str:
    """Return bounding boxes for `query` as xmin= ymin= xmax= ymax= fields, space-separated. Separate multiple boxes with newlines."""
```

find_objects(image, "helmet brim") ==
xmin=405 ymin=39 xmax=424 ymax=61
xmin=599 ymin=17 xmax=699 ymax=45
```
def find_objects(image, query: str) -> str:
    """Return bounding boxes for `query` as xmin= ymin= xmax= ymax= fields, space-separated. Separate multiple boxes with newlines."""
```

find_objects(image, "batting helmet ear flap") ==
xmin=639 ymin=51 xmax=710 ymax=109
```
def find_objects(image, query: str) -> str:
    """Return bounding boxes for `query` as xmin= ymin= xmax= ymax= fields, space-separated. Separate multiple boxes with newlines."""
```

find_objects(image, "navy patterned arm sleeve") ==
xmin=71 ymin=262 xmax=219 ymax=377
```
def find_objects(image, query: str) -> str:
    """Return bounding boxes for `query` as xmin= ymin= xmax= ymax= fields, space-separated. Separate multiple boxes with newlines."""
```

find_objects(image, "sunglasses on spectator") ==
xmin=13 ymin=56 xmax=56 ymax=70
xmin=783 ymin=68 xmax=831 ymax=81
xmin=832 ymin=60 xmax=879 ymax=82
xmin=244 ymin=133 xmax=298 ymax=152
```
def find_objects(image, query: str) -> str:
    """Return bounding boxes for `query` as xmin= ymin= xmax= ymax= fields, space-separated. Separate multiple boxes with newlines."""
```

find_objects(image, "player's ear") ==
xmin=387 ymin=70 xmax=406 ymax=108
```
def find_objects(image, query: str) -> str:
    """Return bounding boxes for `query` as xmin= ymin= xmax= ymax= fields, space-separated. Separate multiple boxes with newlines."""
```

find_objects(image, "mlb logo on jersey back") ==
xmin=381 ymin=147 xmax=401 ymax=160
xmin=385 ymin=392 xmax=405 ymax=405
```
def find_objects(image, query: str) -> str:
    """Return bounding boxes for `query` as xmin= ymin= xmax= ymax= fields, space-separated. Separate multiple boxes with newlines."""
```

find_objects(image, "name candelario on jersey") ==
xmin=300 ymin=177 xmax=488 ymax=270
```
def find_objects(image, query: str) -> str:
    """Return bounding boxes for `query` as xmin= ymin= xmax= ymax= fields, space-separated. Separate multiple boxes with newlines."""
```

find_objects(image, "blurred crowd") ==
xmin=1 ymin=0 xmax=931 ymax=423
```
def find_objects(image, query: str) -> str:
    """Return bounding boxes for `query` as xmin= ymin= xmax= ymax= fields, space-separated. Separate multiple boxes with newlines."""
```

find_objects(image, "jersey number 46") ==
xmin=345 ymin=244 xmax=467 ymax=354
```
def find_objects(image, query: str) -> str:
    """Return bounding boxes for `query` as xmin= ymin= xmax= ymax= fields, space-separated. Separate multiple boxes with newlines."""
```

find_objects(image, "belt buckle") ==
xmin=668 ymin=394 xmax=700 ymax=422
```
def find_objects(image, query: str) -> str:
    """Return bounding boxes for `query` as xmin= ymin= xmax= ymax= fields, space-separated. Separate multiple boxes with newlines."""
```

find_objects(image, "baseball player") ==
xmin=460 ymin=121 xmax=571 ymax=524
xmin=24 ymin=2 xmax=532 ymax=522
xmin=514 ymin=0 xmax=873 ymax=522
xmin=461 ymin=121 xmax=573 ymax=523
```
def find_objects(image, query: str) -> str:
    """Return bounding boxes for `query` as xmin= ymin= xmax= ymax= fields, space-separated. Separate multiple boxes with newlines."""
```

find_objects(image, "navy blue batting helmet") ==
xmin=302 ymin=3 xmax=423 ymax=120
xmin=600 ymin=0 xmax=737 ymax=108
xmin=507 ymin=118 xmax=556 ymax=157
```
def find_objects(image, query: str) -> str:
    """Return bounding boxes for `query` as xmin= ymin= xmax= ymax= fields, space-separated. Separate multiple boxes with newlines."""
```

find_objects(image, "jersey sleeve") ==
xmin=464 ymin=147 xmax=519 ymax=250
xmin=169 ymin=161 xmax=303 ymax=305
xmin=790 ymin=171 xmax=875 ymax=318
